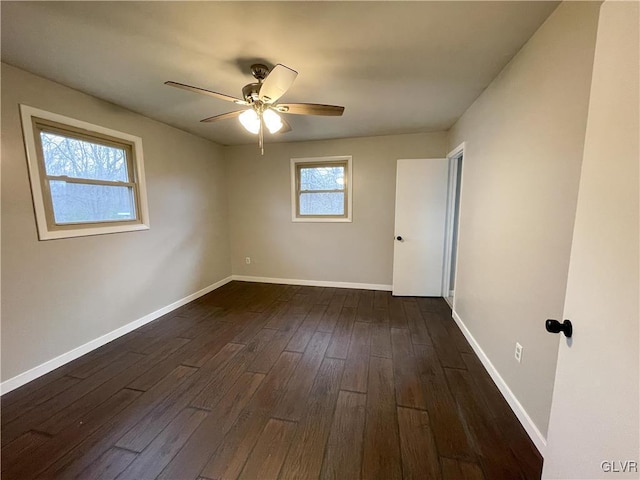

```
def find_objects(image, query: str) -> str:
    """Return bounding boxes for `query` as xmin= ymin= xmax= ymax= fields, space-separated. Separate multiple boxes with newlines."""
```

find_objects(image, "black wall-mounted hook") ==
xmin=545 ymin=319 xmax=573 ymax=338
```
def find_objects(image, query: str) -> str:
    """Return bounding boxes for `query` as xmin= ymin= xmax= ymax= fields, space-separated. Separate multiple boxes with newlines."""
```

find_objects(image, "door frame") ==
xmin=441 ymin=142 xmax=465 ymax=301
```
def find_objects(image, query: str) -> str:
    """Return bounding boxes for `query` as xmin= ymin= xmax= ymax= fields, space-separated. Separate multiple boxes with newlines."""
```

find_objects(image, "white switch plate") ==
xmin=245 ymin=257 xmax=251 ymax=264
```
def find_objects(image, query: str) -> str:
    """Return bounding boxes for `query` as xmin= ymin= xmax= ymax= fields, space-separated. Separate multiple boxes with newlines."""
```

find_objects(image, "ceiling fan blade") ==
xmin=275 ymin=103 xmax=344 ymax=116
xmin=259 ymin=64 xmax=298 ymax=104
xmin=165 ymin=81 xmax=247 ymax=105
xmin=200 ymin=110 xmax=245 ymax=123
xmin=279 ymin=116 xmax=292 ymax=133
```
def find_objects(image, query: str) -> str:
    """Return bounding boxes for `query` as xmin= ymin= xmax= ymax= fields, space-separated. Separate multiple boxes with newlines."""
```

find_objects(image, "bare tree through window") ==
xmin=40 ymin=132 xmax=136 ymax=223
xmin=298 ymin=164 xmax=346 ymax=216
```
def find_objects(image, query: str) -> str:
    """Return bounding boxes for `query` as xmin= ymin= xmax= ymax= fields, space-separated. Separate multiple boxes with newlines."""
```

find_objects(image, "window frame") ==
xmin=20 ymin=105 xmax=150 ymax=240
xmin=290 ymin=155 xmax=353 ymax=223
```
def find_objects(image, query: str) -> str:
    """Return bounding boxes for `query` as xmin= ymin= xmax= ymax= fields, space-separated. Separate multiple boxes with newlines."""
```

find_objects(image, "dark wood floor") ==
xmin=1 ymin=281 xmax=542 ymax=480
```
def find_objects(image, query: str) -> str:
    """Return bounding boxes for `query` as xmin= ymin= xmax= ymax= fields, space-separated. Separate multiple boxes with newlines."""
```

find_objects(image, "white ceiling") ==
xmin=1 ymin=1 xmax=558 ymax=146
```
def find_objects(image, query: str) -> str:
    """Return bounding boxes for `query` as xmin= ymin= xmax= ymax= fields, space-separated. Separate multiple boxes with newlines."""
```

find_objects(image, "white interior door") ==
xmin=542 ymin=2 xmax=639 ymax=478
xmin=392 ymin=158 xmax=449 ymax=296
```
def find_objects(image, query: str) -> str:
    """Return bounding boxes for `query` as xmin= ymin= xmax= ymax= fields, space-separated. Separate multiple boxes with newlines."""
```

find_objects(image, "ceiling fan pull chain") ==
xmin=259 ymin=118 xmax=264 ymax=155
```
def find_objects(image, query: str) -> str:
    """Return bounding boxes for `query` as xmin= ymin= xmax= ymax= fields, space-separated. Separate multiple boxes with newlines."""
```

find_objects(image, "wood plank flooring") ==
xmin=1 ymin=281 xmax=542 ymax=479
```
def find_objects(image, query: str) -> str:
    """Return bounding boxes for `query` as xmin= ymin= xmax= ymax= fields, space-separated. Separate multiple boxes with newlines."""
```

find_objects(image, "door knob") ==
xmin=396 ymin=236 xmax=403 ymax=241
xmin=545 ymin=319 xmax=573 ymax=338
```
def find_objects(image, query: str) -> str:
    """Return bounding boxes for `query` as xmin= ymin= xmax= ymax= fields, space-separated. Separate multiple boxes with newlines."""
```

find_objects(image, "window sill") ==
xmin=37 ymin=222 xmax=150 ymax=240
xmin=291 ymin=217 xmax=352 ymax=223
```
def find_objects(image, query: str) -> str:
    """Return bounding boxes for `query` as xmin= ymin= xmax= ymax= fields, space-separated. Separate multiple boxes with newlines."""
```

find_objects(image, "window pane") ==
xmin=49 ymin=181 xmax=136 ymax=224
xmin=300 ymin=192 xmax=345 ymax=216
xmin=300 ymin=166 xmax=345 ymax=191
xmin=40 ymin=131 xmax=129 ymax=182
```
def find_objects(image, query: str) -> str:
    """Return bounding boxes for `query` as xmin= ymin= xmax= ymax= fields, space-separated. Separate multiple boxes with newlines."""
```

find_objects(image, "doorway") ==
xmin=442 ymin=143 xmax=464 ymax=306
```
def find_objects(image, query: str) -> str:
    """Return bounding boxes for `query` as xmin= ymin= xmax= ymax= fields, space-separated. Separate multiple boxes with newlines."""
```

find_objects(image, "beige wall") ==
xmin=1 ymin=64 xmax=231 ymax=382
xmin=225 ymin=133 xmax=448 ymax=286
xmin=447 ymin=1 xmax=600 ymax=438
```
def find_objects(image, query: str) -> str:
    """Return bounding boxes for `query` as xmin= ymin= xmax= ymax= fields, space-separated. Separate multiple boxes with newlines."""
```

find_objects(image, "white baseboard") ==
xmin=231 ymin=275 xmax=392 ymax=291
xmin=0 ymin=275 xmax=233 ymax=395
xmin=444 ymin=296 xmax=454 ymax=309
xmin=451 ymin=309 xmax=547 ymax=455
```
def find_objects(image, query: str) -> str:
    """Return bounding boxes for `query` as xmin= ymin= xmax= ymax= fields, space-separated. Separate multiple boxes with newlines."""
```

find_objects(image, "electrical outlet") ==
xmin=245 ymin=257 xmax=251 ymax=265
xmin=515 ymin=342 xmax=523 ymax=363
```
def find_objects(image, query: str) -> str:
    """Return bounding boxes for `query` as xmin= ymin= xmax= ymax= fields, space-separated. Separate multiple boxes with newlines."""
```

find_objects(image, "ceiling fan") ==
xmin=166 ymin=63 xmax=345 ymax=154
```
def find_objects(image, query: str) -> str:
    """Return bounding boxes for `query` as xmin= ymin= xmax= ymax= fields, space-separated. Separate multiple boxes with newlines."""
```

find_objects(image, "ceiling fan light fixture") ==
xmin=263 ymin=109 xmax=283 ymax=134
xmin=239 ymin=109 xmax=260 ymax=134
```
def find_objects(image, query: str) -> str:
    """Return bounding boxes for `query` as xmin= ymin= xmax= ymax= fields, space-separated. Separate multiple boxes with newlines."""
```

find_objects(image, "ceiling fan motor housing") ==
xmin=243 ymin=64 xmax=271 ymax=103
xmin=242 ymin=82 xmax=262 ymax=103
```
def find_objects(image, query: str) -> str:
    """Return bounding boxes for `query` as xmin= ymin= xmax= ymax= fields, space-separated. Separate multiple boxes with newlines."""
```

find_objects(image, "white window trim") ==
xmin=290 ymin=155 xmax=353 ymax=223
xmin=19 ymin=104 xmax=150 ymax=240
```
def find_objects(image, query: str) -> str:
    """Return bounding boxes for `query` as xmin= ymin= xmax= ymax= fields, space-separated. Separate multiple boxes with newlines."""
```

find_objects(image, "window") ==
xmin=20 ymin=105 xmax=149 ymax=240
xmin=291 ymin=156 xmax=352 ymax=222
